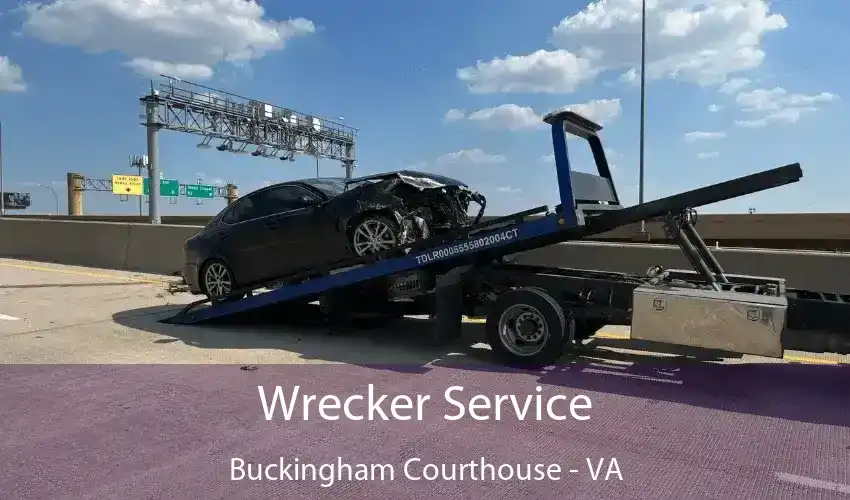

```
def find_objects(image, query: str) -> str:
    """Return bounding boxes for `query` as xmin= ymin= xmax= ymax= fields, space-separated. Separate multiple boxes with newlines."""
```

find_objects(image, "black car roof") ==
xmin=292 ymin=170 xmax=468 ymax=188
xmin=347 ymin=170 xmax=467 ymax=187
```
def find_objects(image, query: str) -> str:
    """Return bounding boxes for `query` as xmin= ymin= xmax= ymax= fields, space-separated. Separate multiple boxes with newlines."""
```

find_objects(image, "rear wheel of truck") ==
xmin=486 ymin=287 xmax=574 ymax=367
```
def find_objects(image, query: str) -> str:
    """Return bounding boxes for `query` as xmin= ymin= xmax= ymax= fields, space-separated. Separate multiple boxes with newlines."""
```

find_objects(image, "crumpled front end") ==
xmin=388 ymin=175 xmax=487 ymax=233
xmin=344 ymin=173 xmax=487 ymax=249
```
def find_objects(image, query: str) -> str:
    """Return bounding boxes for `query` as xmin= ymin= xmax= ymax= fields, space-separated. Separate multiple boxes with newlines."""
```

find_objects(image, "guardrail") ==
xmin=2 ymin=217 xmax=850 ymax=294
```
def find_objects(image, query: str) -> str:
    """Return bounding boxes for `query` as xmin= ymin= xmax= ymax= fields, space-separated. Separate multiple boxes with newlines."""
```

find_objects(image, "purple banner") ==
xmin=1 ymin=363 xmax=848 ymax=499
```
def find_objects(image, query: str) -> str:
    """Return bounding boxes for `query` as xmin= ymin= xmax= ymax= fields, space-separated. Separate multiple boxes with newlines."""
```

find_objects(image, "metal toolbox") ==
xmin=630 ymin=283 xmax=787 ymax=358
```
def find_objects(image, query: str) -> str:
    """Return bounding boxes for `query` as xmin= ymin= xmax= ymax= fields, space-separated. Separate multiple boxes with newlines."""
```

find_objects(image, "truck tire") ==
xmin=485 ymin=287 xmax=574 ymax=367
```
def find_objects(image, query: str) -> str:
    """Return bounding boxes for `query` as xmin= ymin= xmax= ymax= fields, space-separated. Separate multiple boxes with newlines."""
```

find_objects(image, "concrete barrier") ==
xmin=124 ymin=223 xmax=202 ymax=274
xmin=0 ymin=218 xmax=199 ymax=275
xmin=6 ymin=212 xmax=850 ymax=251
xmin=516 ymin=242 xmax=850 ymax=294
xmin=2 ymin=217 xmax=849 ymax=294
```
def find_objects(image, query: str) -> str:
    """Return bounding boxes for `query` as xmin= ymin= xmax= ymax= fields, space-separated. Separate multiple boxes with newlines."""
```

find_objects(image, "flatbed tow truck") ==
xmin=165 ymin=108 xmax=850 ymax=366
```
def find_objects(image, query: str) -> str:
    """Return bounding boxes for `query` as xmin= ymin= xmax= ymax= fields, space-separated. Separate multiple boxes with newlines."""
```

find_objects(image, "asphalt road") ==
xmin=0 ymin=257 xmax=848 ymax=499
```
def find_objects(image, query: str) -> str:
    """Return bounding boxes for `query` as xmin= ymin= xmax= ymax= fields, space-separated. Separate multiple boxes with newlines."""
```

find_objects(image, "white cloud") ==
xmin=21 ymin=0 xmax=316 ymax=80
xmin=736 ymin=87 xmax=838 ymax=113
xmin=0 ymin=56 xmax=26 ymax=92
xmin=617 ymin=68 xmax=639 ymax=85
xmin=443 ymin=108 xmax=466 ymax=123
xmin=735 ymin=118 xmax=766 ymax=128
xmin=697 ymin=151 xmax=719 ymax=159
xmin=708 ymin=104 xmax=721 ymax=112
xmin=457 ymin=0 xmax=787 ymax=94
xmin=735 ymin=107 xmax=819 ymax=128
xmin=450 ymin=98 xmax=621 ymax=131
xmin=563 ymin=98 xmax=622 ymax=125
xmin=541 ymin=154 xmax=555 ymax=163
xmin=124 ymin=59 xmax=213 ymax=80
xmin=467 ymin=104 xmax=543 ymax=131
xmin=436 ymin=149 xmax=506 ymax=165
xmin=734 ymin=87 xmax=839 ymax=126
xmin=719 ymin=78 xmax=750 ymax=94
xmin=495 ymin=186 xmax=521 ymax=194
xmin=683 ymin=131 xmax=726 ymax=142
xmin=456 ymin=49 xmax=600 ymax=94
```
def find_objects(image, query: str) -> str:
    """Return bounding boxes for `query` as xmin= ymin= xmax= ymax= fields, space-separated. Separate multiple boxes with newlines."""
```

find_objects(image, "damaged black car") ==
xmin=182 ymin=170 xmax=486 ymax=299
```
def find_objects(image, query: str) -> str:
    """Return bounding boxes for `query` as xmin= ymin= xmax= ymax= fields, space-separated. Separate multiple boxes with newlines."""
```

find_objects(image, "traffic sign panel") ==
xmin=143 ymin=178 xmax=179 ymax=197
xmin=186 ymin=184 xmax=216 ymax=199
xmin=112 ymin=175 xmax=144 ymax=196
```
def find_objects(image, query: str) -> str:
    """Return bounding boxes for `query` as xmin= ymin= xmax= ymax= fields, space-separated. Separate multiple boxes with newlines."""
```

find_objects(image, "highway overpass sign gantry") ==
xmin=139 ymin=75 xmax=358 ymax=178
xmin=137 ymin=75 xmax=358 ymax=224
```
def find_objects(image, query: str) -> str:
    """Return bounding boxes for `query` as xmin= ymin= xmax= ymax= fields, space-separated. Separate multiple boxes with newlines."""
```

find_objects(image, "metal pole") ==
xmin=36 ymin=184 xmax=58 ymax=215
xmin=638 ymin=0 xmax=647 ymax=233
xmin=0 ymin=121 xmax=5 ymax=217
xmin=316 ymin=155 xmax=319 ymax=177
xmin=145 ymin=97 xmax=161 ymax=224
xmin=136 ymin=157 xmax=143 ymax=217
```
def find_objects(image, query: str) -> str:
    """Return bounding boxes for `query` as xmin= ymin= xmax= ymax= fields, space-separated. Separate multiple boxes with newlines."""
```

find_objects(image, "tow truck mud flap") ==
xmin=630 ymin=284 xmax=787 ymax=358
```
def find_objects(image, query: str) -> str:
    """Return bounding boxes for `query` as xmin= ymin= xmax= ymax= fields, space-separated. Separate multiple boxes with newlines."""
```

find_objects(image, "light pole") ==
xmin=35 ymin=183 xmax=59 ymax=215
xmin=638 ymin=0 xmax=647 ymax=235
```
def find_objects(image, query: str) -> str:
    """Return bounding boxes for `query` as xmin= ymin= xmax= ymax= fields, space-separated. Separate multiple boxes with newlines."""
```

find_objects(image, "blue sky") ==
xmin=0 ymin=0 xmax=846 ymax=216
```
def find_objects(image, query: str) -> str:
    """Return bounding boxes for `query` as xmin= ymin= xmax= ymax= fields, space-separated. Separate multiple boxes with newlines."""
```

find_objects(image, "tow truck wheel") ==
xmin=486 ymin=287 xmax=573 ymax=367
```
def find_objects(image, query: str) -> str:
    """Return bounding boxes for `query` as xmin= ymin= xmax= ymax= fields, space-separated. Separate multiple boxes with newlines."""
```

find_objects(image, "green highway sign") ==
xmin=143 ymin=178 xmax=180 ymax=197
xmin=186 ymin=184 xmax=216 ymax=199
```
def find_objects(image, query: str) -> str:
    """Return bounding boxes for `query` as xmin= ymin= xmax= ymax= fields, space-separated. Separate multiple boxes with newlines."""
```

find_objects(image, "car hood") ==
xmin=346 ymin=170 xmax=469 ymax=192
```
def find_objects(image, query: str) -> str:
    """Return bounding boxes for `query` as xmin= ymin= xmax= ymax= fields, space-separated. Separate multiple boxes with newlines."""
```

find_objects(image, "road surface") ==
xmin=1 ymin=257 xmax=848 ymax=499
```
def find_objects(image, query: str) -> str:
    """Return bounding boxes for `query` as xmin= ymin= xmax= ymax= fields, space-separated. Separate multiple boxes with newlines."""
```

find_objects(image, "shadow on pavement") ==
xmin=112 ymin=303 xmax=850 ymax=428
xmin=112 ymin=303 xmax=493 ymax=372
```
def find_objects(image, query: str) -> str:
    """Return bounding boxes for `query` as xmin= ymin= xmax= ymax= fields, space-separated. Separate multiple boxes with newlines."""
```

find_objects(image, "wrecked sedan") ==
xmin=182 ymin=170 xmax=486 ymax=299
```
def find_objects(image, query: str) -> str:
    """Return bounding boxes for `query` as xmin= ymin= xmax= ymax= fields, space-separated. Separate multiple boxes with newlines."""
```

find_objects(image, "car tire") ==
xmin=200 ymin=259 xmax=244 ymax=302
xmin=350 ymin=214 xmax=404 ymax=257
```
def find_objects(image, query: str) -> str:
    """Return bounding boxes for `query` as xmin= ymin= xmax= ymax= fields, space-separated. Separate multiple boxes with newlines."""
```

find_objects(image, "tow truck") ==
xmin=165 ymin=107 xmax=850 ymax=366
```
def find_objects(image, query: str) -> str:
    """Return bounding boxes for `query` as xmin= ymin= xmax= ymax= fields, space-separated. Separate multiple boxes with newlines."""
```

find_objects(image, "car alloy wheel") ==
xmin=203 ymin=261 xmax=233 ymax=298
xmin=352 ymin=217 xmax=399 ymax=256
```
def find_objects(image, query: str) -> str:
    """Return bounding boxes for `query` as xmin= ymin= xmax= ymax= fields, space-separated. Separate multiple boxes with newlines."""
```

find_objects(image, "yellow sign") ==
xmin=112 ymin=174 xmax=144 ymax=196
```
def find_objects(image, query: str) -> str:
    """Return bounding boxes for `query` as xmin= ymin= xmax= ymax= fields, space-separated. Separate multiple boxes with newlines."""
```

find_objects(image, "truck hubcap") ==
xmin=498 ymin=305 xmax=549 ymax=356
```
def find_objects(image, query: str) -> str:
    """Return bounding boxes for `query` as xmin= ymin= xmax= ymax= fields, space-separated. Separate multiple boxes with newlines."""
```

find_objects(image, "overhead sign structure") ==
xmin=186 ymin=184 xmax=216 ymax=199
xmin=112 ymin=174 xmax=144 ymax=196
xmin=143 ymin=178 xmax=179 ymax=197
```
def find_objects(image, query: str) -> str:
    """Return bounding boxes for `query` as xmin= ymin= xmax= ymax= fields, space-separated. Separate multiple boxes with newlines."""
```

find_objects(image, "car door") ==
xmin=213 ymin=193 xmax=270 ymax=285
xmin=254 ymin=185 xmax=328 ymax=278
